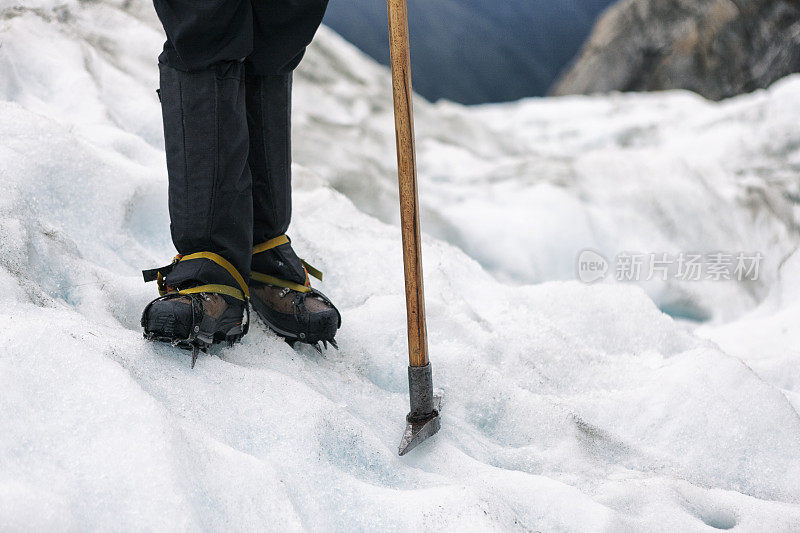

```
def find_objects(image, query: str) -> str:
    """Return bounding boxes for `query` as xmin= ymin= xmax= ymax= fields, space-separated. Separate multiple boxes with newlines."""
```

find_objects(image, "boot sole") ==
xmin=250 ymin=296 xmax=337 ymax=345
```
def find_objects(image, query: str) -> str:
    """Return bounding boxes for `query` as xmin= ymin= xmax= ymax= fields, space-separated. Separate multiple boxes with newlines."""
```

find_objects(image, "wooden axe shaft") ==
xmin=387 ymin=0 xmax=429 ymax=368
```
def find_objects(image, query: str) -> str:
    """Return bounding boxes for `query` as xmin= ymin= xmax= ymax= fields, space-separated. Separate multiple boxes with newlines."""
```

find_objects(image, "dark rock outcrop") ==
xmin=552 ymin=0 xmax=800 ymax=100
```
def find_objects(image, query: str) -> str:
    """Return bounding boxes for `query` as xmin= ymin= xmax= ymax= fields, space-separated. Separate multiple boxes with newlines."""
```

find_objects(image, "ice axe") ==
xmin=387 ymin=0 xmax=441 ymax=456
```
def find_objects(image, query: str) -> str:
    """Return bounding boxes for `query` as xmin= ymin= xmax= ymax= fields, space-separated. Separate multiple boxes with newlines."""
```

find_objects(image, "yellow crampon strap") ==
xmin=179 ymin=251 xmax=250 ymax=300
xmin=301 ymin=260 xmax=323 ymax=282
xmin=146 ymin=252 xmax=249 ymax=301
xmin=250 ymin=272 xmax=312 ymax=293
xmin=179 ymin=284 xmax=247 ymax=301
xmin=251 ymin=235 xmax=324 ymax=287
xmin=252 ymin=235 xmax=290 ymax=255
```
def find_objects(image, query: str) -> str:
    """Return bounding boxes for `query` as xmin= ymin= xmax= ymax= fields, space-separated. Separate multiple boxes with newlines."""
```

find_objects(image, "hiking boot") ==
xmin=141 ymin=252 xmax=250 ymax=367
xmin=249 ymin=235 xmax=341 ymax=350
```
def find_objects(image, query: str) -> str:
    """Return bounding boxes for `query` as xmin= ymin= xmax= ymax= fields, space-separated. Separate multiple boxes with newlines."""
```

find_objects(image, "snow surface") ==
xmin=1 ymin=0 xmax=800 ymax=530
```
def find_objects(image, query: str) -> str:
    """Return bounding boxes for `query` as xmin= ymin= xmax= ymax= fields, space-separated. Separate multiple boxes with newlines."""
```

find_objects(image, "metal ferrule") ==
xmin=407 ymin=363 xmax=436 ymax=421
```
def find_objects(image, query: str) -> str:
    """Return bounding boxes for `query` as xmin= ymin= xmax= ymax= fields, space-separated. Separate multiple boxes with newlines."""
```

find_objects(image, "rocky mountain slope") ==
xmin=553 ymin=0 xmax=800 ymax=100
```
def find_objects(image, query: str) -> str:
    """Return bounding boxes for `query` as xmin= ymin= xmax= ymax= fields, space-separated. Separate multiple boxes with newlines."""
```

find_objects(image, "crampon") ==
xmin=249 ymin=235 xmax=341 ymax=353
xmin=141 ymin=251 xmax=250 ymax=367
xmin=142 ymin=292 xmax=248 ymax=368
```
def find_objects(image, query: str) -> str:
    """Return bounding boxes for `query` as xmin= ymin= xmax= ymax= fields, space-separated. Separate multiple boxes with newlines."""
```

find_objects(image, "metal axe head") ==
xmin=398 ymin=364 xmax=441 ymax=455
xmin=398 ymin=395 xmax=441 ymax=456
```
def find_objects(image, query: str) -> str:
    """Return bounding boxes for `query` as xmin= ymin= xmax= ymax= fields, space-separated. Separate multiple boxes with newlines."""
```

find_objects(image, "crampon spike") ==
xmin=322 ymin=340 xmax=328 ymax=350
xmin=312 ymin=342 xmax=323 ymax=355
xmin=191 ymin=345 xmax=199 ymax=369
xmin=329 ymin=339 xmax=338 ymax=350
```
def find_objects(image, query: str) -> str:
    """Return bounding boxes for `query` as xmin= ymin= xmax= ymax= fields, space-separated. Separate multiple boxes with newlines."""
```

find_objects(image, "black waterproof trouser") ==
xmin=153 ymin=0 xmax=327 ymax=289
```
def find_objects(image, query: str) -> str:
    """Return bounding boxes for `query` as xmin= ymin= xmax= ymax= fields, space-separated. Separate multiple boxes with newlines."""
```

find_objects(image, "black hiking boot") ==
xmin=141 ymin=252 xmax=250 ymax=367
xmin=249 ymin=235 xmax=341 ymax=351
xmin=142 ymin=292 xmax=247 ymax=367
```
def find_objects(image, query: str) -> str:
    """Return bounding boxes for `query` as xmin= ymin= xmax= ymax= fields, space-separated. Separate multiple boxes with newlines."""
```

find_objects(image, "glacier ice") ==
xmin=1 ymin=0 xmax=800 ymax=530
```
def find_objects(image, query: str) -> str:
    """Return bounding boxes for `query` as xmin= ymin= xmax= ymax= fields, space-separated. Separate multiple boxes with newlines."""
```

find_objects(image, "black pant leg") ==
xmin=158 ymin=61 xmax=253 ymax=282
xmin=152 ymin=0 xmax=254 ymax=284
xmin=245 ymin=0 xmax=328 ymax=246
xmin=246 ymin=72 xmax=293 ymax=244
xmin=247 ymin=0 xmax=329 ymax=76
xmin=154 ymin=0 xmax=253 ymax=71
